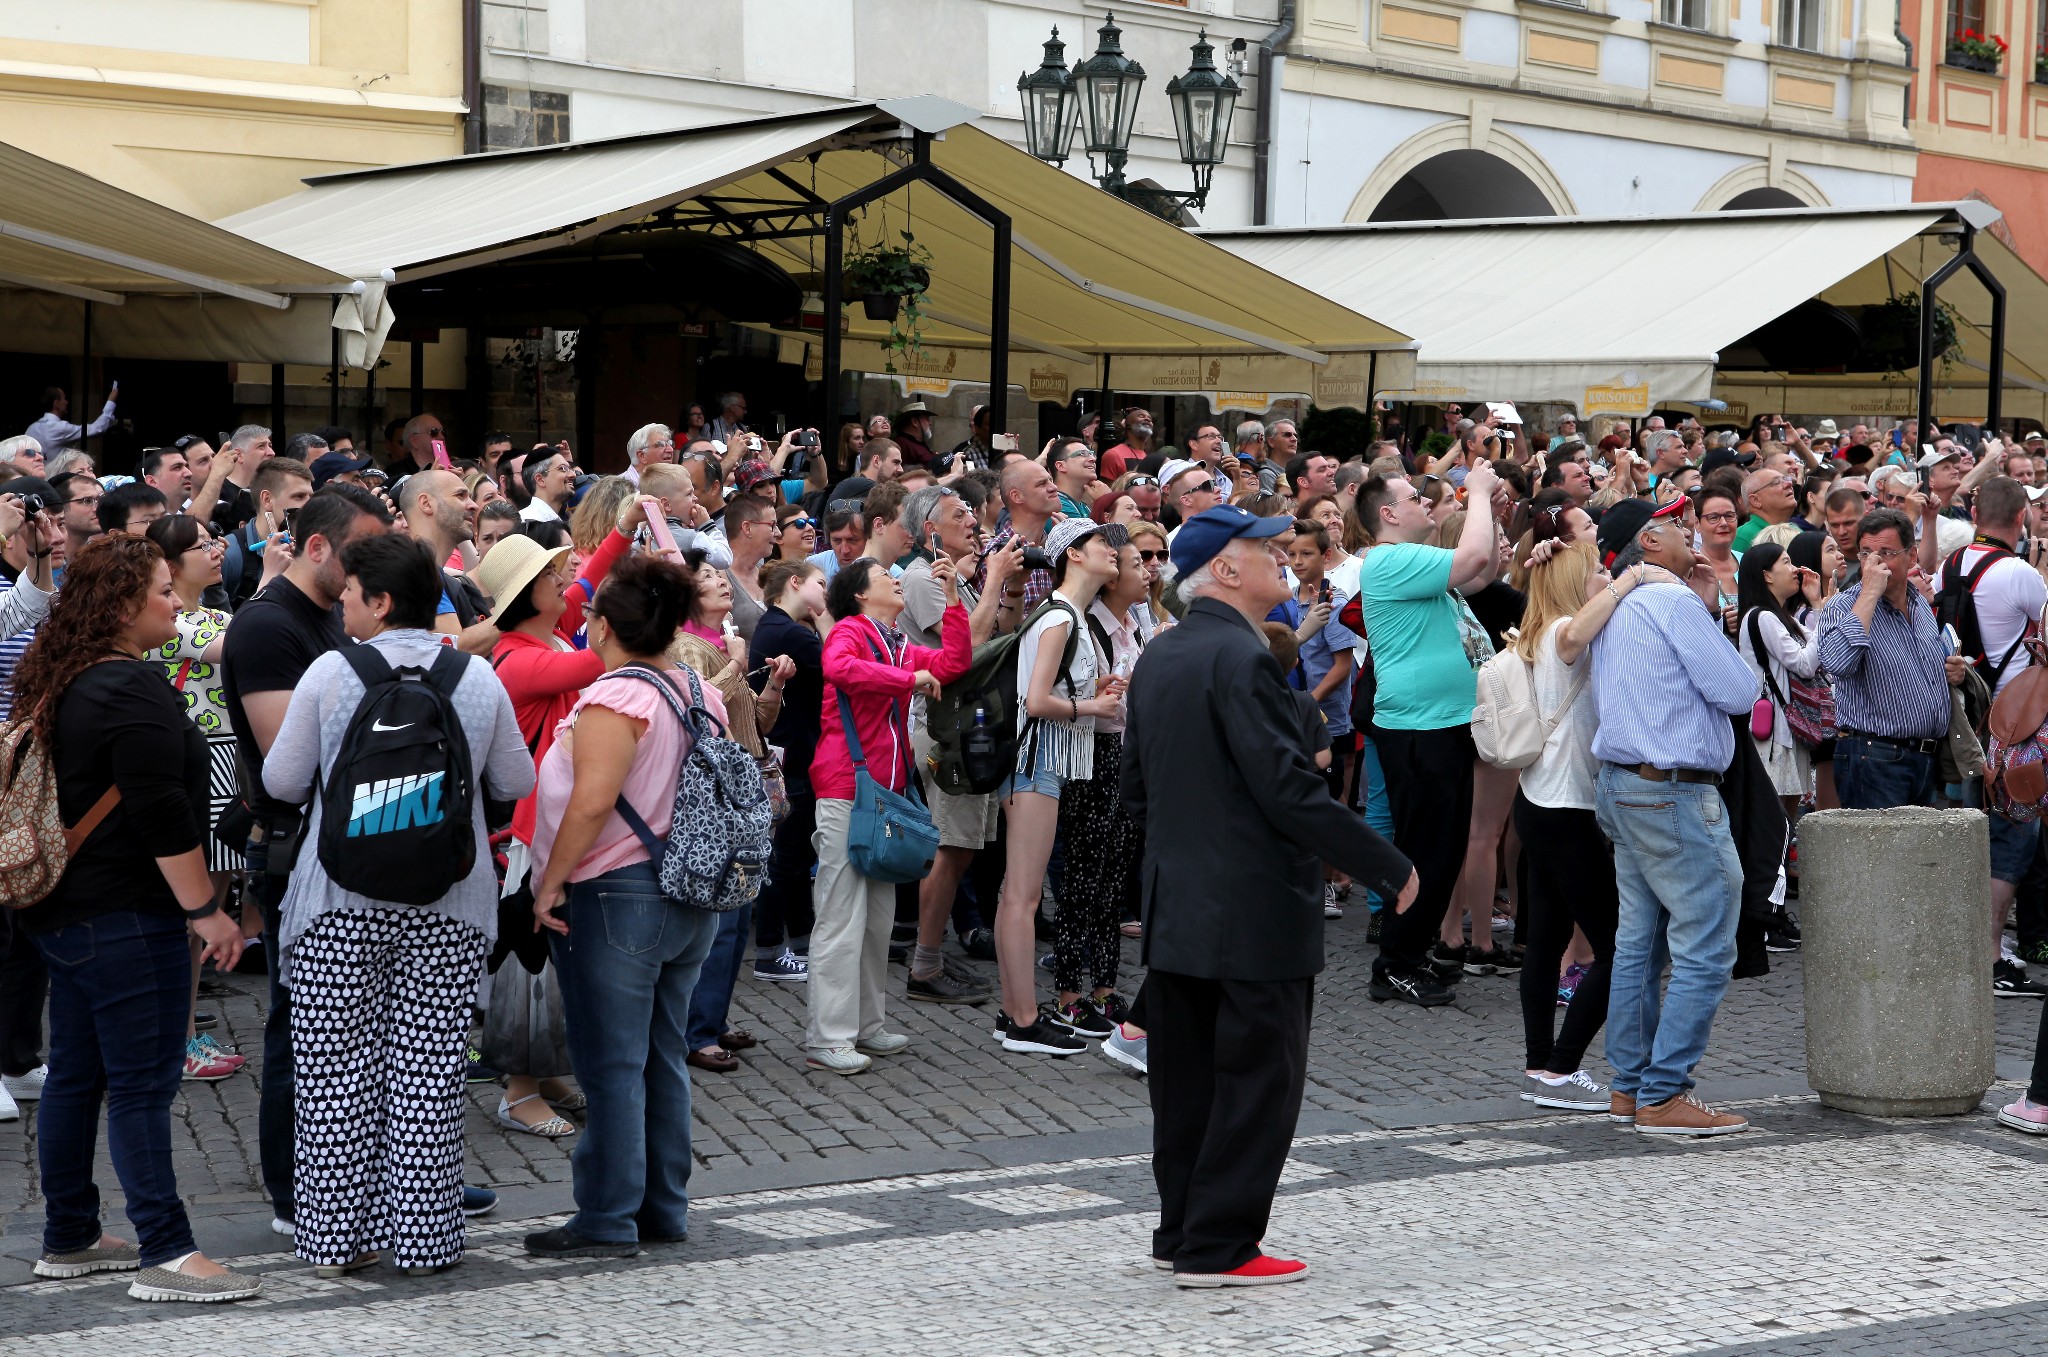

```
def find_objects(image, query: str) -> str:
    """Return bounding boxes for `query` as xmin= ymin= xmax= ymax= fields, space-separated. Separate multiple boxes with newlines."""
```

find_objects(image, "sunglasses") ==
xmin=1137 ymin=549 xmax=1167 ymax=563
xmin=783 ymin=517 xmax=816 ymax=530
xmin=1125 ymin=475 xmax=1159 ymax=488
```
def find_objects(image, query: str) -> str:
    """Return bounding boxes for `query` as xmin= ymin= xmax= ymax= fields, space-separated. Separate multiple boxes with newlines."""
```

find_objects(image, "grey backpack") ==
xmin=608 ymin=664 xmax=770 ymax=912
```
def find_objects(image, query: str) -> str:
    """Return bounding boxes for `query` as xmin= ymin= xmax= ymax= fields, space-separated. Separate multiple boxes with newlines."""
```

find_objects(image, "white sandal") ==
xmin=495 ymin=1092 xmax=576 ymax=1138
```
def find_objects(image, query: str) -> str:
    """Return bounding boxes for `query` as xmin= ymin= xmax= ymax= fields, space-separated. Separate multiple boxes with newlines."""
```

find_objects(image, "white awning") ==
xmin=1202 ymin=206 xmax=1999 ymax=416
xmin=0 ymin=138 xmax=358 ymax=365
xmin=218 ymin=100 xmax=1414 ymax=399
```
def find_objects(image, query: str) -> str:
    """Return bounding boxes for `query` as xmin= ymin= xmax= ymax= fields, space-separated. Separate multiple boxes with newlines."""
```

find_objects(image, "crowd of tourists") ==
xmin=4 ymin=390 xmax=2048 ymax=1298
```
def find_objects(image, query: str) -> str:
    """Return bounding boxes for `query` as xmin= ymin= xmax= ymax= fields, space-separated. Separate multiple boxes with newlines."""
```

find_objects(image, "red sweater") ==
xmin=491 ymin=527 xmax=630 ymax=843
xmin=811 ymin=607 xmax=971 ymax=800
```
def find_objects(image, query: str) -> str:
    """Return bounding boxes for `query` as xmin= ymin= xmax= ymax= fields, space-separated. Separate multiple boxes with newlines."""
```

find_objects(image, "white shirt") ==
xmin=1737 ymin=609 xmax=1823 ymax=747
xmin=1519 ymin=619 xmax=1600 ymax=811
xmin=1937 ymin=543 xmax=2047 ymax=697
xmin=27 ymin=401 xmax=115 ymax=450
xmin=518 ymin=499 xmax=562 ymax=524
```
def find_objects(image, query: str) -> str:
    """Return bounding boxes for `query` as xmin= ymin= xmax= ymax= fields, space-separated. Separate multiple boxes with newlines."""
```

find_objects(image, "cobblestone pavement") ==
xmin=4 ymin=910 xmax=2046 ymax=1353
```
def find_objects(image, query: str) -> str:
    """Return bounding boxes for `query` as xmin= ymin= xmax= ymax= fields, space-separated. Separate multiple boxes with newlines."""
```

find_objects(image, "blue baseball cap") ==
xmin=1169 ymin=504 xmax=1294 ymax=579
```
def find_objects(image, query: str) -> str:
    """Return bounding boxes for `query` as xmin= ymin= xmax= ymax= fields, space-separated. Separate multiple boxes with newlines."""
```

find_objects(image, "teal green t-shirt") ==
xmin=1360 ymin=541 xmax=1475 ymax=731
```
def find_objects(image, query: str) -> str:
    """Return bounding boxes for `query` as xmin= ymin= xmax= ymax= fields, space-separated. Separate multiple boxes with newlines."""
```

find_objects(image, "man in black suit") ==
xmin=1123 ymin=505 xmax=1417 ymax=1289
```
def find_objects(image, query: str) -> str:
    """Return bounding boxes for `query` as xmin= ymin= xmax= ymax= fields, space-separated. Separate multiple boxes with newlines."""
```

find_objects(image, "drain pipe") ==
xmin=1252 ymin=0 xmax=1296 ymax=226
xmin=462 ymin=0 xmax=483 ymax=154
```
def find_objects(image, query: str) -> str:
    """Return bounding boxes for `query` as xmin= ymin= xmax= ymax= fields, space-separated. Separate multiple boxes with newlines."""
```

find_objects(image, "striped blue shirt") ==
xmin=1590 ymin=581 xmax=1759 ymax=773
xmin=1815 ymin=582 xmax=1949 ymax=739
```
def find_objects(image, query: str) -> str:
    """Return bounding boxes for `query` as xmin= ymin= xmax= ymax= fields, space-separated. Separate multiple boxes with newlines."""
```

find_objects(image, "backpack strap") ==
xmin=338 ymin=643 xmax=396 ymax=690
xmin=1746 ymin=609 xmax=1791 ymax=712
xmin=424 ymin=644 xmax=469 ymax=700
xmin=602 ymin=664 xmax=710 ymax=863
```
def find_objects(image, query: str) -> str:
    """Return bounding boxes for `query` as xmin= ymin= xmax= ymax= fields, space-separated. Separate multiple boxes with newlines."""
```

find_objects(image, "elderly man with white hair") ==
xmin=622 ymin=423 xmax=676 ymax=487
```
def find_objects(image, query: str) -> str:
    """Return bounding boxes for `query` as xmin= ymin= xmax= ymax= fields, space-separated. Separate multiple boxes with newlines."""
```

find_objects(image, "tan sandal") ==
xmin=495 ymin=1092 xmax=575 ymax=1138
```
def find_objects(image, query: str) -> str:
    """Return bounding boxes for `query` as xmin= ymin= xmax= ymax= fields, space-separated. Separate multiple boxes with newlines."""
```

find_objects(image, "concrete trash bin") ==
xmin=1798 ymin=807 xmax=1994 ymax=1116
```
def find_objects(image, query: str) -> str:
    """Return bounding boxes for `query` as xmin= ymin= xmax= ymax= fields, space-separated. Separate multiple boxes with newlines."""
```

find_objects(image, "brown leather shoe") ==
xmin=1608 ymin=1091 xmax=1636 ymax=1124
xmin=1634 ymin=1091 xmax=1748 ymax=1137
xmin=720 ymin=1028 xmax=758 ymax=1051
xmin=686 ymin=1047 xmax=739 ymax=1073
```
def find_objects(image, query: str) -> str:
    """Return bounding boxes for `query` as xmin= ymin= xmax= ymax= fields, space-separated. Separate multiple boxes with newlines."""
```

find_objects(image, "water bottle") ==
xmin=963 ymin=705 xmax=1001 ymax=788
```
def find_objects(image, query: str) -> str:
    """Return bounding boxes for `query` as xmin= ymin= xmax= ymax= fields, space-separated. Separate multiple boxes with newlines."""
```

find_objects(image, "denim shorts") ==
xmin=998 ymin=761 xmax=1064 ymax=802
xmin=1988 ymin=810 xmax=2040 ymax=885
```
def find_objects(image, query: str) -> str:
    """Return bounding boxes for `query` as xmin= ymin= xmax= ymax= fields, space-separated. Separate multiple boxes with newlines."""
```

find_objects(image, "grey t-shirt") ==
xmin=899 ymin=556 xmax=977 ymax=731
xmin=725 ymin=566 xmax=767 ymax=650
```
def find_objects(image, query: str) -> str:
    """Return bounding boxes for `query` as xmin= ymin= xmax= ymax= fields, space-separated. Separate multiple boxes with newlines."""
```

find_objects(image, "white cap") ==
xmin=1157 ymin=458 xmax=1205 ymax=493
xmin=1916 ymin=445 xmax=1960 ymax=471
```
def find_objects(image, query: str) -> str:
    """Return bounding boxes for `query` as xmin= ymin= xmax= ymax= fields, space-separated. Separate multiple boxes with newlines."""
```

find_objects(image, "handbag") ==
xmin=836 ymin=688 xmax=939 ymax=884
xmin=758 ymin=743 xmax=791 ymax=826
xmin=1749 ymin=694 xmax=1776 ymax=742
xmin=1747 ymin=611 xmax=1835 ymax=749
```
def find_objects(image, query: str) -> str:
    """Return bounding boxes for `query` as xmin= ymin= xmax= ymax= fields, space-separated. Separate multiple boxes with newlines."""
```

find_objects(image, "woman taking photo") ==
xmin=1509 ymin=514 xmax=1671 ymax=1112
xmin=996 ymin=519 xmax=1126 ymax=1056
xmin=524 ymin=554 xmax=730 ymax=1259
xmin=668 ymin=549 xmax=795 ymax=1072
xmin=1051 ymin=531 xmax=1147 ymax=1032
xmin=15 ymin=534 xmax=258 ymax=1302
xmin=1736 ymin=540 xmax=1824 ymax=813
xmin=805 ymin=554 xmax=971 ymax=1074
xmin=471 ymin=495 xmax=645 ymax=1139
xmin=142 ymin=513 xmax=249 ymax=1082
xmin=749 ymin=561 xmax=827 ymax=981
xmin=263 ymin=534 xmax=533 ymax=1278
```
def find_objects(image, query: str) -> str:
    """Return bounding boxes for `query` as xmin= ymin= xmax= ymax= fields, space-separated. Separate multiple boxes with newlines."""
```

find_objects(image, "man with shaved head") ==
xmin=401 ymin=467 xmax=496 ymax=654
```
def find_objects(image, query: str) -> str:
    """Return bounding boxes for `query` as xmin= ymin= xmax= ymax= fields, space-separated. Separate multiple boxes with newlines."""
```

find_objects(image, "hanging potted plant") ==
xmin=843 ymin=231 xmax=934 ymax=372
xmin=1858 ymin=293 xmax=1963 ymax=377
xmin=1947 ymin=29 xmax=2007 ymax=74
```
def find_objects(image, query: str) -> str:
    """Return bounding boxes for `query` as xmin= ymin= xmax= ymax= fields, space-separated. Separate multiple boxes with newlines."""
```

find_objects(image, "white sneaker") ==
xmin=1521 ymin=1069 xmax=1609 ymax=1112
xmin=270 ymin=1217 xmax=295 ymax=1238
xmin=854 ymin=1031 xmax=910 ymax=1056
xmin=1 ymin=1064 xmax=46 ymax=1101
xmin=0 ymin=1081 xmax=16 ymax=1123
xmin=1323 ymin=883 xmax=1342 ymax=920
xmin=805 ymin=1046 xmax=871 ymax=1075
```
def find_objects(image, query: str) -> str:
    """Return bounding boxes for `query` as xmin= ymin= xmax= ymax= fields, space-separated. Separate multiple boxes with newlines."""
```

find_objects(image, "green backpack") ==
xmin=923 ymin=598 xmax=1080 ymax=796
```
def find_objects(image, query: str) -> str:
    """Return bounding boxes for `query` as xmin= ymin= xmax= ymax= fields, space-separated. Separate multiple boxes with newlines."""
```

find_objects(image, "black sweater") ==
xmin=22 ymin=661 xmax=208 ymax=934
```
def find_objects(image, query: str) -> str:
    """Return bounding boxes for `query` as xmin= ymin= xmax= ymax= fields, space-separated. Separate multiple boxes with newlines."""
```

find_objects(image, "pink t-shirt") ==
xmin=529 ymin=664 xmax=730 ymax=885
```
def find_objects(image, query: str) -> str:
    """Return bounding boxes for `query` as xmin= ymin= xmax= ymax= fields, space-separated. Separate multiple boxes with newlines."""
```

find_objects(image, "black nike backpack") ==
xmin=317 ymin=645 xmax=477 ymax=905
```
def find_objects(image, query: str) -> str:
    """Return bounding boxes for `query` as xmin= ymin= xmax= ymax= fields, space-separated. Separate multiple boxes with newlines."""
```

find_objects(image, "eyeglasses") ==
xmin=1137 ymin=549 xmax=1167 ymax=563
xmin=422 ymin=428 xmax=444 ymax=438
xmin=66 ymin=492 xmax=102 ymax=507
xmin=1858 ymin=546 xmax=1912 ymax=561
xmin=1699 ymin=512 xmax=1740 ymax=525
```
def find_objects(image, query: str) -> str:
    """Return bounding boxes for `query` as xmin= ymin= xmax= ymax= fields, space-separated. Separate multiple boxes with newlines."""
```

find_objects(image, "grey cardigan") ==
xmin=263 ymin=629 xmax=535 ymax=981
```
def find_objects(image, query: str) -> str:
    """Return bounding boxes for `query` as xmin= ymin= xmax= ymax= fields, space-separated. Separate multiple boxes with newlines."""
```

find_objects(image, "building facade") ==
xmin=1272 ymin=0 xmax=1918 ymax=224
xmin=1901 ymin=0 xmax=2048 ymax=275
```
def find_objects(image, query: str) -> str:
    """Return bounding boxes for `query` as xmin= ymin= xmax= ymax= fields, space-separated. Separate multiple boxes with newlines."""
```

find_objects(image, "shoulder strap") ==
xmin=610 ymin=791 xmax=667 ymax=863
xmin=338 ymin=643 xmax=395 ymax=689
xmin=856 ymin=627 xmax=908 ymax=744
xmin=63 ymin=785 xmax=121 ymax=856
xmin=1746 ymin=610 xmax=1792 ymax=710
xmin=424 ymin=644 xmax=469 ymax=701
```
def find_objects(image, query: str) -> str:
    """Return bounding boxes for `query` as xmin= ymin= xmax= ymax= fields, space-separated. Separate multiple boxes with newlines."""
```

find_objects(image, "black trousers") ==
xmin=2015 ymin=822 xmax=2048 ymax=956
xmin=0 ymin=907 xmax=46 ymax=1077
xmin=1370 ymin=724 xmax=1475 ymax=979
xmin=1512 ymin=792 xmax=1617 ymax=1074
xmin=755 ymin=793 xmax=818 ymax=948
xmin=1148 ymin=970 xmax=1313 ymax=1274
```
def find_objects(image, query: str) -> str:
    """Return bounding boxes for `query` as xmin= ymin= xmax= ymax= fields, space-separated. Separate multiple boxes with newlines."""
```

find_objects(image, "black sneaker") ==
xmin=907 ymin=968 xmax=993 ymax=1005
xmin=1994 ymin=959 xmax=2048 ymax=998
xmin=466 ymin=1047 xmax=502 ymax=1084
xmin=1049 ymin=997 xmax=1115 ymax=1038
xmin=999 ymin=1007 xmax=1088 ymax=1056
xmin=1465 ymin=946 xmax=1523 ymax=976
xmin=1764 ymin=931 xmax=1801 ymax=953
xmin=1368 ymin=970 xmax=1455 ymax=1007
xmin=887 ymin=942 xmax=910 ymax=964
xmin=1365 ymin=911 xmax=1382 ymax=943
xmin=962 ymin=927 xmax=998 ymax=961
xmin=1425 ymin=944 xmax=1466 ymax=985
xmin=193 ymin=1010 xmax=219 ymax=1030
xmin=523 ymin=1225 xmax=639 ymax=1259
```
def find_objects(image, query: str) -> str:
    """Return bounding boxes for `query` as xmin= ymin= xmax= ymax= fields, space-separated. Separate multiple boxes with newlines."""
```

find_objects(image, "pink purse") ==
xmin=1750 ymin=694 xmax=1775 ymax=741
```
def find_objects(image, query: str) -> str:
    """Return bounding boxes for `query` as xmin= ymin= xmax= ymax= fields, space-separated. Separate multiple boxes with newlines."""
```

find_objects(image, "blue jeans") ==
xmin=1832 ymin=736 xmax=1938 ymax=811
xmin=685 ymin=902 xmax=752 ymax=1051
xmin=549 ymin=863 xmax=718 ymax=1244
xmin=1595 ymin=765 xmax=1744 ymax=1108
xmin=35 ymin=910 xmax=197 ymax=1265
xmin=1358 ymin=738 xmax=1393 ymax=909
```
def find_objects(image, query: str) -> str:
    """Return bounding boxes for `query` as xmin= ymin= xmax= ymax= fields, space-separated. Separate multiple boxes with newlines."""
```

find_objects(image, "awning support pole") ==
xmin=80 ymin=301 xmax=93 ymax=453
xmin=329 ymin=328 xmax=341 ymax=424
xmin=410 ymin=337 xmax=425 ymax=417
xmin=1099 ymin=355 xmax=1113 ymax=432
xmin=1366 ymin=352 xmax=1379 ymax=438
xmin=1915 ymin=220 xmax=2006 ymax=478
xmin=271 ymin=364 xmax=286 ymax=444
xmin=817 ymin=130 xmax=1013 ymax=432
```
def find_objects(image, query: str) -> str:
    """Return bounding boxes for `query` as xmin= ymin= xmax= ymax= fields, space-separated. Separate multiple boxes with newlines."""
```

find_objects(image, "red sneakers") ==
xmin=1173 ymin=1253 xmax=1311 ymax=1288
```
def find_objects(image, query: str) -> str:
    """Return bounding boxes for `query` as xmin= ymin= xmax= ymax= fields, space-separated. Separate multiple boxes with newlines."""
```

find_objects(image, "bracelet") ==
xmin=28 ymin=549 xmax=50 ymax=559
xmin=1068 ymin=695 xmax=1079 ymax=722
xmin=1606 ymin=582 xmax=1622 ymax=603
xmin=182 ymin=900 xmax=220 ymax=921
xmin=765 ymin=683 xmax=785 ymax=695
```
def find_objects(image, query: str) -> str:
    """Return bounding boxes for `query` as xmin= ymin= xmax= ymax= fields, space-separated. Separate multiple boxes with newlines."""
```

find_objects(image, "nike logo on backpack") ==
xmin=371 ymin=719 xmax=414 ymax=732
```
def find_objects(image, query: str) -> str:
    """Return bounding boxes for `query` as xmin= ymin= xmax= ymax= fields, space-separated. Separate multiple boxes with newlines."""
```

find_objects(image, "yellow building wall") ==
xmin=0 ymin=0 xmax=465 ymax=219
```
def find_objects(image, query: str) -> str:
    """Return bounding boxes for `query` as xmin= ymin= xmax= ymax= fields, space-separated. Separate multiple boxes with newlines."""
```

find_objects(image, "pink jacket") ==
xmin=811 ymin=606 xmax=971 ymax=800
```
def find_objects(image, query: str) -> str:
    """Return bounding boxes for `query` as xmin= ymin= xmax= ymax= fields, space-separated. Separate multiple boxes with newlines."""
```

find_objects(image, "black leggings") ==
xmin=1512 ymin=790 xmax=1617 ymax=1075
xmin=1371 ymin=724 xmax=1475 ymax=979
xmin=1053 ymin=733 xmax=1142 ymax=994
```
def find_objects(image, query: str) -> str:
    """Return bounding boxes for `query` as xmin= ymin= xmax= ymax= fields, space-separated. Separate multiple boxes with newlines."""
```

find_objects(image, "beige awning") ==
xmin=1202 ymin=205 xmax=2031 ymax=419
xmin=217 ymin=100 xmax=1415 ymax=403
xmin=0 ymin=138 xmax=357 ymax=365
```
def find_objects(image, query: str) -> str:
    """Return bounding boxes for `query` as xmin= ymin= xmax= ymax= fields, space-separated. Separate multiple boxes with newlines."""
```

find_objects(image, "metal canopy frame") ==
xmin=1916 ymin=217 xmax=2007 ymax=463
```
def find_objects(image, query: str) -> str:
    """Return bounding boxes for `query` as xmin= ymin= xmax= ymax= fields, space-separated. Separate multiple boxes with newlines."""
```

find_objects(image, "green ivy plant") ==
xmin=1861 ymin=293 xmax=1963 ymax=379
xmin=843 ymin=230 xmax=935 ymax=373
